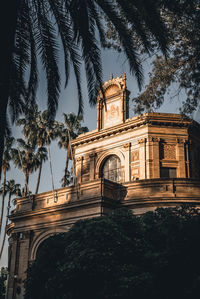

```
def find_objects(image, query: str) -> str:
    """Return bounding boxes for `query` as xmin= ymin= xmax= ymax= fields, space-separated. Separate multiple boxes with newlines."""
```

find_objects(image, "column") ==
xmin=185 ymin=140 xmax=190 ymax=178
xmin=123 ymin=143 xmax=131 ymax=182
xmin=138 ymin=138 xmax=146 ymax=179
xmin=16 ymin=231 xmax=31 ymax=299
xmin=7 ymin=233 xmax=18 ymax=299
xmin=148 ymin=137 xmax=160 ymax=178
xmin=176 ymin=138 xmax=186 ymax=178
xmin=89 ymin=153 xmax=96 ymax=181
xmin=75 ymin=157 xmax=82 ymax=184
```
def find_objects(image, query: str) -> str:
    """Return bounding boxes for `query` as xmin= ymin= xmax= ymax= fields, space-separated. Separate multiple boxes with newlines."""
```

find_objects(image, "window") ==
xmin=160 ymin=167 xmax=177 ymax=178
xmin=101 ymin=155 xmax=121 ymax=182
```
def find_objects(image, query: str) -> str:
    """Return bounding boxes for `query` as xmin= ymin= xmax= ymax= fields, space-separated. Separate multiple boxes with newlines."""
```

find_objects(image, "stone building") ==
xmin=7 ymin=75 xmax=200 ymax=298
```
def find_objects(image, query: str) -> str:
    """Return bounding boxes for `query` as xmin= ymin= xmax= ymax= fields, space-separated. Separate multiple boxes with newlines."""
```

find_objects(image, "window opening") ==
xmin=101 ymin=155 xmax=121 ymax=182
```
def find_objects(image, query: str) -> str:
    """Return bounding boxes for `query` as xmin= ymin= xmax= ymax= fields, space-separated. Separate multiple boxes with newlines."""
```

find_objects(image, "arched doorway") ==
xmin=101 ymin=155 xmax=122 ymax=182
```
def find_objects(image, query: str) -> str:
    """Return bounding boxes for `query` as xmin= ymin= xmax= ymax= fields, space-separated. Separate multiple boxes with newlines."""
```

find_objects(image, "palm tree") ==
xmin=35 ymin=110 xmax=60 ymax=193
xmin=0 ymin=180 xmax=21 ymax=260
xmin=12 ymin=139 xmax=39 ymax=197
xmin=1 ymin=0 xmax=188 ymax=179
xmin=35 ymin=147 xmax=48 ymax=195
xmin=17 ymin=106 xmax=49 ymax=195
xmin=58 ymin=113 xmax=88 ymax=187
xmin=0 ymin=136 xmax=15 ymax=233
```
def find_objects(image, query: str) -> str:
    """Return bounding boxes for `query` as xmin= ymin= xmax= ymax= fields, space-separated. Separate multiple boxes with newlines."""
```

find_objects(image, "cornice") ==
xmin=71 ymin=113 xmax=194 ymax=147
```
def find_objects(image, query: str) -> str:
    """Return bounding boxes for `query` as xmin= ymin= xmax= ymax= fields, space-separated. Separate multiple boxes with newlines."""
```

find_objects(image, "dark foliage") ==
xmin=0 ymin=267 xmax=7 ymax=299
xmin=25 ymin=206 xmax=200 ymax=299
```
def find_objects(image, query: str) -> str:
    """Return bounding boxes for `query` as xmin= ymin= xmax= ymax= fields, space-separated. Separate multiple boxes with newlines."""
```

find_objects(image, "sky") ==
xmin=0 ymin=46 xmax=196 ymax=267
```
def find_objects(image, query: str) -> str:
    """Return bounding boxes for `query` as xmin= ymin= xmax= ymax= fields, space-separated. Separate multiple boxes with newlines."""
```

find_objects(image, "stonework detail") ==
xmin=131 ymin=167 xmax=140 ymax=179
xmin=82 ymin=163 xmax=90 ymax=175
xmin=76 ymin=156 xmax=82 ymax=163
xmin=131 ymin=150 xmax=139 ymax=162
xmin=123 ymin=142 xmax=131 ymax=149
xmin=138 ymin=138 xmax=146 ymax=144
xmin=105 ymin=84 xmax=119 ymax=97
xmin=160 ymin=143 xmax=176 ymax=160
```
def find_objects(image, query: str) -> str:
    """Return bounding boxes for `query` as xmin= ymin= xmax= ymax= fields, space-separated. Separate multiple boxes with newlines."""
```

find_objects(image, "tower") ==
xmin=97 ymin=74 xmax=130 ymax=130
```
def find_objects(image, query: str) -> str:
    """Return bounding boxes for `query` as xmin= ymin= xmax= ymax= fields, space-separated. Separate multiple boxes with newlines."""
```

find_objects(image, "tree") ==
xmin=34 ymin=110 xmax=60 ymax=193
xmin=0 ymin=137 xmax=15 ymax=233
xmin=24 ymin=206 xmax=200 ymax=299
xmin=105 ymin=1 xmax=200 ymax=115
xmin=17 ymin=107 xmax=48 ymax=194
xmin=0 ymin=0 xmax=191 ymax=179
xmin=0 ymin=267 xmax=8 ymax=299
xmin=133 ymin=2 xmax=200 ymax=116
xmin=0 ymin=180 xmax=21 ymax=261
xmin=58 ymin=113 xmax=88 ymax=187
xmin=35 ymin=147 xmax=48 ymax=195
xmin=12 ymin=139 xmax=39 ymax=196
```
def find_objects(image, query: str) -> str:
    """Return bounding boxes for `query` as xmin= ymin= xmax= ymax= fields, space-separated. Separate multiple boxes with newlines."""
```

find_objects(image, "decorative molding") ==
xmin=76 ymin=156 xmax=83 ymax=163
xmin=138 ymin=138 xmax=146 ymax=144
xmin=148 ymin=137 xmax=160 ymax=142
xmin=160 ymin=143 xmax=176 ymax=160
xmin=89 ymin=152 xmax=97 ymax=159
xmin=131 ymin=150 xmax=139 ymax=162
xmin=71 ymin=114 xmax=193 ymax=148
xmin=177 ymin=138 xmax=185 ymax=144
xmin=82 ymin=163 xmax=90 ymax=175
xmin=123 ymin=142 xmax=131 ymax=149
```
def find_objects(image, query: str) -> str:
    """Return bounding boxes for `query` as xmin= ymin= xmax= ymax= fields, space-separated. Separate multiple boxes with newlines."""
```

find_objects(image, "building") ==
xmin=7 ymin=75 xmax=200 ymax=298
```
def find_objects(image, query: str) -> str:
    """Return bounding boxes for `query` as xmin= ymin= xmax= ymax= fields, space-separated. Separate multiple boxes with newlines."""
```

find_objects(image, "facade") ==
xmin=7 ymin=75 xmax=200 ymax=298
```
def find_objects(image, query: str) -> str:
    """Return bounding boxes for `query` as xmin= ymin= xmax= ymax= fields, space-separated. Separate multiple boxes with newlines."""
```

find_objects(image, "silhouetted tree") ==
xmin=0 ymin=137 xmax=14 ymax=233
xmin=24 ymin=206 xmax=200 ymax=299
xmin=58 ymin=113 xmax=88 ymax=187
xmin=0 ymin=267 xmax=8 ymax=299
xmin=0 ymin=180 xmax=21 ymax=261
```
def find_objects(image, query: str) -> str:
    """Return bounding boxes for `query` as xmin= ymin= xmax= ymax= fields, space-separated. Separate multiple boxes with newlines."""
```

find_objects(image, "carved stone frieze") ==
xmin=82 ymin=163 xmax=90 ymax=175
xmin=160 ymin=143 xmax=176 ymax=160
xmin=131 ymin=150 xmax=139 ymax=162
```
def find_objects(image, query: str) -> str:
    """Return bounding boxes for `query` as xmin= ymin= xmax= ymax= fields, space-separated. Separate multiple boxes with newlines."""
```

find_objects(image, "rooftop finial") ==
xmin=110 ymin=73 xmax=113 ymax=80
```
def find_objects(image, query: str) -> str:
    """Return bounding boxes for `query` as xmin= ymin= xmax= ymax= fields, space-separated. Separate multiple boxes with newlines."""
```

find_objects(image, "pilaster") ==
xmin=148 ymin=137 xmax=160 ymax=178
xmin=123 ymin=143 xmax=131 ymax=182
xmin=138 ymin=138 xmax=147 ymax=179
xmin=89 ymin=153 xmax=96 ymax=181
xmin=176 ymin=138 xmax=186 ymax=178
xmin=75 ymin=157 xmax=82 ymax=184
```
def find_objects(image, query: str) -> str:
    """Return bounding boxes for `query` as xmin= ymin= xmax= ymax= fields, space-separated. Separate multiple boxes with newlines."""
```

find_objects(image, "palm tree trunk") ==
xmin=24 ymin=170 xmax=29 ymax=197
xmin=62 ymin=145 xmax=70 ymax=187
xmin=0 ymin=170 xmax=6 ymax=233
xmin=0 ymin=191 xmax=11 ymax=260
xmin=35 ymin=161 xmax=43 ymax=195
xmin=0 ymin=1 xmax=19 ymax=180
xmin=48 ymin=145 xmax=55 ymax=191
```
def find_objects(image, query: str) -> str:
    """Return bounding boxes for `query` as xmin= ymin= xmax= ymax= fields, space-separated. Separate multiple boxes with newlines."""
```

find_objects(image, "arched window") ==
xmin=101 ymin=155 xmax=121 ymax=182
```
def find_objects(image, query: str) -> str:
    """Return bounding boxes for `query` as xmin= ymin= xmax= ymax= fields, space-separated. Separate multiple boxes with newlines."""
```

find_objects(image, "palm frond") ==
xmin=95 ymin=0 xmax=143 ymax=89
xmin=34 ymin=0 xmax=60 ymax=117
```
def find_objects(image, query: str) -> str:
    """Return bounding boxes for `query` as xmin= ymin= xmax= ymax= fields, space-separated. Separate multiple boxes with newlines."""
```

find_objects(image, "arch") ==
xmin=96 ymin=149 xmax=125 ymax=180
xmin=101 ymin=155 xmax=121 ymax=182
xmin=104 ymin=84 xmax=120 ymax=97
xmin=29 ymin=227 xmax=69 ymax=261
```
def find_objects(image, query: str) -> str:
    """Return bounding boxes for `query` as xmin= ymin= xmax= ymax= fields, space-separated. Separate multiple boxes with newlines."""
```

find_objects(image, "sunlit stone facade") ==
xmin=7 ymin=75 xmax=200 ymax=298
